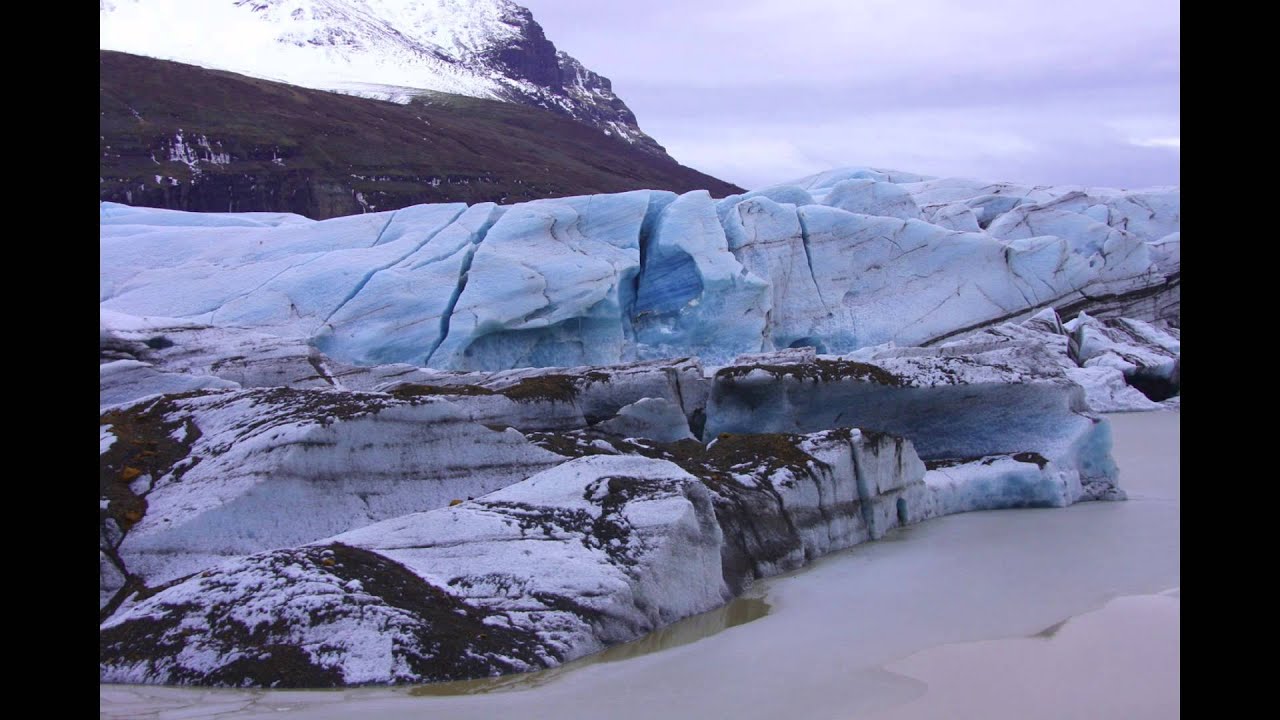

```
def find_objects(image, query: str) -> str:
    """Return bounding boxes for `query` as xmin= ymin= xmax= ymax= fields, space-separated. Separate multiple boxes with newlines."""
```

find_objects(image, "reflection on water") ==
xmin=877 ymin=525 xmax=915 ymax=542
xmin=409 ymin=595 xmax=771 ymax=696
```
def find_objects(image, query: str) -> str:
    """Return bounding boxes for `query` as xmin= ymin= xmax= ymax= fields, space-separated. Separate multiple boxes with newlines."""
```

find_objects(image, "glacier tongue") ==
xmin=98 ymin=167 xmax=1179 ymax=688
xmin=102 ymin=354 xmax=1124 ymax=687
xmin=99 ymin=167 xmax=1179 ymax=371
xmin=98 ymin=321 xmax=1146 ymax=687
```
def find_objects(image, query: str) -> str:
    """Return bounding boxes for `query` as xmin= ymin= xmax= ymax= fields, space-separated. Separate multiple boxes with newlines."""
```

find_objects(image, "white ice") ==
xmin=99 ymin=410 xmax=1178 ymax=719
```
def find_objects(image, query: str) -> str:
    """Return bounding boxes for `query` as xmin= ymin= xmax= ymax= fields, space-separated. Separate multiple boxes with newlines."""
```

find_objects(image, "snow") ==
xmin=100 ymin=365 xmax=1133 ymax=688
xmin=1065 ymin=366 xmax=1162 ymax=412
xmin=101 ymin=168 xmax=1179 ymax=372
xmin=342 ymin=454 xmax=731 ymax=627
xmin=101 ymin=201 xmax=312 ymax=229
xmin=940 ymin=307 xmax=1180 ymax=413
xmin=100 ymin=0 xmax=517 ymax=101
xmin=99 ymin=0 xmax=655 ymax=148
xmin=99 ymin=359 xmax=241 ymax=409
xmin=101 ymin=421 xmax=945 ymax=685
xmin=102 ymin=455 xmax=736 ymax=684
xmin=100 ymin=425 xmax=117 ymax=454
xmin=1071 ymin=313 xmax=1180 ymax=379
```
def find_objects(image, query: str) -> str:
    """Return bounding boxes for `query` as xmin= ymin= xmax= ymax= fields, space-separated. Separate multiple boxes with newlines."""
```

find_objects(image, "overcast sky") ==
xmin=519 ymin=0 xmax=1179 ymax=190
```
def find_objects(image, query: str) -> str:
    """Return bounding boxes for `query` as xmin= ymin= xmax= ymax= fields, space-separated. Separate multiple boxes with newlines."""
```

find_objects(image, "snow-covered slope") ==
xmin=99 ymin=0 xmax=663 ymax=154
xmin=100 ymin=168 xmax=1180 ymax=371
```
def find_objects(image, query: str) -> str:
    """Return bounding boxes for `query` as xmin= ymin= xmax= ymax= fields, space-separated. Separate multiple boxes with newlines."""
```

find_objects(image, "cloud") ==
xmin=521 ymin=0 xmax=1179 ymax=188
xmin=641 ymin=82 xmax=1178 ymax=189
xmin=1129 ymin=137 xmax=1180 ymax=149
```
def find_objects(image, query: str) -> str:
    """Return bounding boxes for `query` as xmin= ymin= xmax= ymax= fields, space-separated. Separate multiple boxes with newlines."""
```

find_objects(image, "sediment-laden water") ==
xmin=100 ymin=411 xmax=1178 ymax=719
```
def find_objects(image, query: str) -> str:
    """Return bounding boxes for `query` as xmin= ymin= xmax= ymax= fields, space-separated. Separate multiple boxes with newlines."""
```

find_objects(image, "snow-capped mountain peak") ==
xmin=100 ymin=0 xmax=665 ymax=154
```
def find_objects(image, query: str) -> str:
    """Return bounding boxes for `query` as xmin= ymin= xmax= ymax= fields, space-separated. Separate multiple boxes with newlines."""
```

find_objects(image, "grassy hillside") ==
xmin=100 ymin=51 xmax=743 ymax=219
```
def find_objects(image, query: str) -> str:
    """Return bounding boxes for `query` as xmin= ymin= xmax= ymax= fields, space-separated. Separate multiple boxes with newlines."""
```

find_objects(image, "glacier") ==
xmin=100 ymin=329 xmax=1139 ymax=686
xmin=100 ymin=168 xmax=1179 ymax=371
xmin=99 ymin=167 xmax=1179 ymax=687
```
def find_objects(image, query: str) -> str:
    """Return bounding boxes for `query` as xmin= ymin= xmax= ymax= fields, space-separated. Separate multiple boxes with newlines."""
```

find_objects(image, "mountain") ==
xmin=99 ymin=0 xmax=666 ymax=156
xmin=100 ymin=51 xmax=744 ymax=218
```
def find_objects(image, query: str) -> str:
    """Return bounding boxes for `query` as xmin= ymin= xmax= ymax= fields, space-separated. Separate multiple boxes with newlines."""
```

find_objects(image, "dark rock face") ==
xmin=99 ymin=52 xmax=741 ymax=219
xmin=458 ymin=3 xmax=666 ymax=155
xmin=487 ymin=6 xmax=560 ymax=88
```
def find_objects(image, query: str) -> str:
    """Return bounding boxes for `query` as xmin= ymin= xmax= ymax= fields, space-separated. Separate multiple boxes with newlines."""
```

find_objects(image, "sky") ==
xmin=519 ymin=0 xmax=1179 ymax=190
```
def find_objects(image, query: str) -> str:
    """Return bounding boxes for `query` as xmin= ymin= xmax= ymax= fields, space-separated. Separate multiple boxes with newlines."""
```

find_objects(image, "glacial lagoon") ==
xmin=100 ymin=410 xmax=1178 ymax=719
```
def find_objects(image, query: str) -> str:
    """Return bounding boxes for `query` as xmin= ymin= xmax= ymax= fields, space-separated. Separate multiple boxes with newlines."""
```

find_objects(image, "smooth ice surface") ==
xmin=100 ymin=411 xmax=1178 ymax=718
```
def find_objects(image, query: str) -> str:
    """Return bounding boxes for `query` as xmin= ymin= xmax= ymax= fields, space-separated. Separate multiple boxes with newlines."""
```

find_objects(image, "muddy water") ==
xmin=100 ymin=411 xmax=1178 ymax=719
xmin=407 ymin=595 xmax=770 ymax=696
